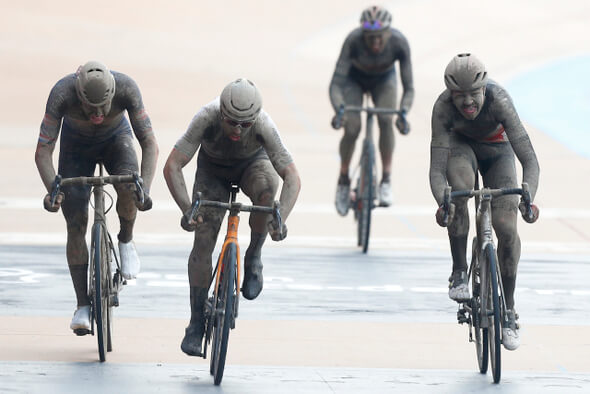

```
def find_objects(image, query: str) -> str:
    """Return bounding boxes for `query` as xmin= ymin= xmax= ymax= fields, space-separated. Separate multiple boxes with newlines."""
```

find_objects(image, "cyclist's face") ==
xmin=451 ymin=87 xmax=485 ymax=120
xmin=220 ymin=114 xmax=254 ymax=142
xmin=363 ymin=31 xmax=389 ymax=54
xmin=81 ymin=100 xmax=112 ymax=125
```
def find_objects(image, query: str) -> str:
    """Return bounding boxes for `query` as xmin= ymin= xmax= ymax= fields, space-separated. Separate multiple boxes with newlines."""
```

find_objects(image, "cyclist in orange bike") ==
xmin=330 ymin=5 xmax=414 ymax=215
xmin=163 ymin=78 xmax=301 ymax=357
xmin=429 ymin=53 xmax=540 ymax=350
xmin=35 ymin=61 xmax=159 ymax=334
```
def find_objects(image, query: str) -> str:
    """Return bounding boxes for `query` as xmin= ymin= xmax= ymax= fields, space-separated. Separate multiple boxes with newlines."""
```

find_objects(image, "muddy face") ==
xmin=451 ymin=87 xmax=485 ymax=120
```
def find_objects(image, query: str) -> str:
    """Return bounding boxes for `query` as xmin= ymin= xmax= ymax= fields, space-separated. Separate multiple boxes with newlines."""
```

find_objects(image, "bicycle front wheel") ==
xmin=210 ymin=243 xmax=237 ymax=386
xmin=486 ymin=243 xmax=502 ymax=383
xmin=357 ymin=140 xmax=375 ymax=253
xmin=471 ymin=238 xmax=488 ymax=374
xmin=91 ymin=223 xmax=110 ymax=362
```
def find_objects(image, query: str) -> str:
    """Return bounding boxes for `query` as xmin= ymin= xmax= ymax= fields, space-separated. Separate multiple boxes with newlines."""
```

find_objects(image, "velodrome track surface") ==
xmin=2 ymin=1 xmax=590 ymax=392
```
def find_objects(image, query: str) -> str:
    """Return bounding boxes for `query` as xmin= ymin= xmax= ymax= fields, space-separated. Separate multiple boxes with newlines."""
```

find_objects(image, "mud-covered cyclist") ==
xmin=163 ymin=78 xmax=301 ymax=357
xmin=429 ymin=53 xmax=540 ymax=351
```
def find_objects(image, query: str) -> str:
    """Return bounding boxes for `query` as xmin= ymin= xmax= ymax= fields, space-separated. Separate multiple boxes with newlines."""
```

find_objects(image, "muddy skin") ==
xmin=429 ymin=80 xmax=539 ymax=311
xmin=35 ymin=67 xmax=159 ymax=309
xmin=329 ymin=26 xmax=414 ymax=179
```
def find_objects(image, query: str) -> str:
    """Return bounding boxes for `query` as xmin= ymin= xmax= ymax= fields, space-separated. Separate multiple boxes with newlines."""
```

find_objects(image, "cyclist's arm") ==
xmin=35 ymin=81 xmax=67 ymax=192
xmin=123 ymin=74 xmax=159 ymax=193
xmin=329 ymin=32 xmax=354 ymax=112
xmin=494 ymin=90 xmax=540 ymax=200
xmin=396 ymin=34 xmax=415 ymax=113
xmin=163 ymin=148 xmax=193 ymax=214
xmin=429 ymin=100 xmax=452 ymax=206
xmin=275 ymin=162 xmax=301 ymax=222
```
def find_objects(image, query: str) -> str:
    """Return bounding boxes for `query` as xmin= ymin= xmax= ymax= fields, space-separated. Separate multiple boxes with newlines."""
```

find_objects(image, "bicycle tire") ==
xmin=91 ymin=223 xmax=109 ymax=362
xmin=357 ymin=140 xmax=375 ymax=253
xmin=470 ymin=237 xmax=488 ymax=373
xmin=211 ymin=243 xmax=237 ymax=385
xmin=486 ymin=243 xmax=502 ymax=383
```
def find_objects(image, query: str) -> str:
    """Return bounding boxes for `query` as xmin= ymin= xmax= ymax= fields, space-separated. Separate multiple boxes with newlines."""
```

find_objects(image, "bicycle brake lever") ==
xmin=332 ymin=104 xmax=345 ymax=129
xmin=521 ymin=182 xmax=533 ymax=219
xmin=132 ymin=172 xmax=145 ymax=205
xmin=272 ymin=200 xmax=282 ymax=233
xmin=442 ymin=186 xmax=452 ymax=226
xmin=190 ymin=192 xmax=203 ymax=222
xmin=50 ymin=175 xmax=62 ymax=206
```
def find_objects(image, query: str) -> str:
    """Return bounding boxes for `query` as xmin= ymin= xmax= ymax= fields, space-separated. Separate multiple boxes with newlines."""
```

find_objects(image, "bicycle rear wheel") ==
xmin=91 ymin=223 xmax=110 ymax=362
xmin=210 ymin=243 xmax=237 ymax=385
xmin=486 ymin=243 xmax=502 ymax=383
xmin=470 ymin=238 xmax=488 ymax=373
xmin=357 ymin=140 xmax=375 ymax=253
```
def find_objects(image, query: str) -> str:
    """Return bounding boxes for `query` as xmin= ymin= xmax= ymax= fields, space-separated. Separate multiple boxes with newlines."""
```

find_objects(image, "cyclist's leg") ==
xmin=58 ymin=130 xmax=96 ymax=330
xmin=182 ymin=159 xmax=228 ymax=356
xmin=446 ymin=134 xmax=478 ymax=301
xmin=479 ymin=142 xmax=521 ymax=350
xmin=103 ymin=125 xmax=141 ymax=279
xmin=239 ymin=155 xmax=279 ymax=300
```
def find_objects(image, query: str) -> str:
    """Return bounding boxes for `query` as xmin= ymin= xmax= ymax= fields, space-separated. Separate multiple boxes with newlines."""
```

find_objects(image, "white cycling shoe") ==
xmin=502 ymin=310 xmax=521 ymax=350
xmin=70 ymin=305 xmax=91 ymax=332
xmin=119 ymin=240 xmax=140 ymax=280
xmin=448 ymin=270 xmax=470 ymax=302
xmin=335 ymin=183 xmax=351 ymax=216
xmin=378 ymin=181 xmax=394 ymax=207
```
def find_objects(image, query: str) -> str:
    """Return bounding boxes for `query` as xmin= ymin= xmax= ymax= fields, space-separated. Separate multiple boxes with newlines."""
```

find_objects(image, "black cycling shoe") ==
xmin=181 ymin=323 xmax=204 ymax=356
xmin=242 ymin=256 xmax=263 ymax=300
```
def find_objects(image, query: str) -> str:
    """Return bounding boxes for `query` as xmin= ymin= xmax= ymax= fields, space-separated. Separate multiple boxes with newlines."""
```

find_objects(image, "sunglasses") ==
xmin=362 ymin=20 xmax=382 ymax=30
xmin=223 ymin=116 xmax=254 ymax=129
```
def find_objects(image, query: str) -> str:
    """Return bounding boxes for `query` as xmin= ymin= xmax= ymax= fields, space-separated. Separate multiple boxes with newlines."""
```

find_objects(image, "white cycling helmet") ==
xmin=444 ymin=53 xmax=488 ymax=91
xmin=360 ymin=5 xmax=392 ymax=32
xmin=75 ymin=60 xmax=116 ymax=107
xmin=220 ymin=78 xmax=262 ymax=122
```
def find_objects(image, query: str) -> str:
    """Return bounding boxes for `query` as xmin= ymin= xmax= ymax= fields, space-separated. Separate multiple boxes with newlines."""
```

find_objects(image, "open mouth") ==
xmin=229 ymin=134 xmax=241 ymax=141
xmin=90 ymin=115 xmax=104 ymax=124
xmin=462 ymin=105 xmax=477 ymax=115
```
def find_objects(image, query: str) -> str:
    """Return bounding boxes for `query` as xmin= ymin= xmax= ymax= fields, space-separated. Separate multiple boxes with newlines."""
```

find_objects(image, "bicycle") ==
xmin=333 ymin=95 xmax=407 ymax=253
xmin=444 ymin=181 xmax=534 ymax=383
xmin=50 ymin=163 xmax=145 ymax=362
xmin=186 ymin=184 xmax=281 ymax=385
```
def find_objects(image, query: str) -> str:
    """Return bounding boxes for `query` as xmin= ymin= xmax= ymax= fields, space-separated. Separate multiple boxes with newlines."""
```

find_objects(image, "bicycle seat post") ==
xmin=230 ymin=184 xmax=239 ymax=203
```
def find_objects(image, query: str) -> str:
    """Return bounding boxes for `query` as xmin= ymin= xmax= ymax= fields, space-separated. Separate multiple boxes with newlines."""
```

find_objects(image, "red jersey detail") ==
xmin=484 ymin=125 xmax=508 ymax=142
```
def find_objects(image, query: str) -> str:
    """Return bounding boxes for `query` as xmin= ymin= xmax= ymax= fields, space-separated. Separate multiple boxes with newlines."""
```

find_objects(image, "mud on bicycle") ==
xmin=333 ymin=95 xmax=407 ymax=253
xmin=441 ymin=182 xmax=535 ymax=383
xmin=185 ymin=184 xmax=281 ymax=385
xmin=49 ymin=163 xmax=146 ymax=362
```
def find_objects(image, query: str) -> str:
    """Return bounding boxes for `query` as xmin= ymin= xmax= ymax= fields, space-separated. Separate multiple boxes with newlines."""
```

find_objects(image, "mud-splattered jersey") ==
xmin=38 ymin=71 xmax=153 ymax=145
xmin=174 ymin=98 xmax=294 ymax=173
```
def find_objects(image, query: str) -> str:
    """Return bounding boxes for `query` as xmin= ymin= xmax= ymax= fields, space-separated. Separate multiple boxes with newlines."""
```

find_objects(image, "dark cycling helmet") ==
xmin=444 ymin=53 xmax=488 ymax=91
xmin=360 ymin=5 xmax=392 ymax=32
xmin=220 ymin=78 xmax=262 ymax=122
xmin=75 ymin=60 xmax=116 ymax=107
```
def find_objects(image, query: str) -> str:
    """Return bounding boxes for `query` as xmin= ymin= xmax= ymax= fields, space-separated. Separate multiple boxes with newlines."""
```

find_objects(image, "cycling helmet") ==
xmin=444 ymin=53 xmax=488 ymax=91
xmin=75 ymin=61 xmax=115 ymax=107
xmin=360 ymin=6 xmax=392 ymax=31
xmin=220 ymin=78 xmax=262 ymax=122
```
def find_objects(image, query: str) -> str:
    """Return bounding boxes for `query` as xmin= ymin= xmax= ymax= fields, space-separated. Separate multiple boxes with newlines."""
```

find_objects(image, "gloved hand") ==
xmin=436 ymin=202 xmax=455 ymax=227
xmin=519 ymin=201 xmax=539 ymax=223
xmin=395 ymin=111 xmax=410 ymax=135
xmin=43 ymin=192 xmax=64 ymax=212
xmin=180 ymin=208 xmax=199 ymax=232
xmin=135 ymin=193 xmax=153 ymax=211
xmin=331 ymin=114 xmax=343 ymax=130
xmin=267 ymin=218 xmax=288 ymax=241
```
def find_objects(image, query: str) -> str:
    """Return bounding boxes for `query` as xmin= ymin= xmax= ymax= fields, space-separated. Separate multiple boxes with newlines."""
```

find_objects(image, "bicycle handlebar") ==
xmin=442 ymin=183 xmax=534 ymax=223
xmin=49 ymin=172 xmax=145 ymax=206
xmin=333 ymin=104 xmax=406 ymax=130
xmin=189 ymin=192 xmax=282 ymax=230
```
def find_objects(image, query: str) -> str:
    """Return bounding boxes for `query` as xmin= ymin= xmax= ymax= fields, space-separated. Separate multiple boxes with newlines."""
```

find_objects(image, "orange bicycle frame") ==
xmin=213 ymin=214 xmax=241 ymax=299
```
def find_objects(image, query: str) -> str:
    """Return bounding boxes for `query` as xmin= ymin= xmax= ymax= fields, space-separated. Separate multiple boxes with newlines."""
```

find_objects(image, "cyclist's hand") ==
xmin=436 ymin=203 xmax=455 ymax=227
xmin=135 ymin=193 xmax=153 ymax=211
xmin=331 ymin=114 xmax=343 ymax=130
xmin=267 ymin=219 xmax=287 ymax=241
xmin=519 ymin=201 xmax=539 ymax=223
xmin=181 ymin=208 xmax=200 ymax=232
xmin=43 ymin=192 xmax=64 ymax=212
xmin=396 ymin=115 xmax=410 ymax=135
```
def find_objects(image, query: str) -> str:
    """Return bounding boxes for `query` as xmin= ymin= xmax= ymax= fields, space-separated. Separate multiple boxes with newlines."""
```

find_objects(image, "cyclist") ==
xmin=330 ymin=5 xmax=414 ymax=215
xmin=429 ymin=53 xmax=540 ymax=350
xmin=163 ymin=78 xmax=301 ymax=357
xmin=35 ymin=60 xmax=158 ymax=334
